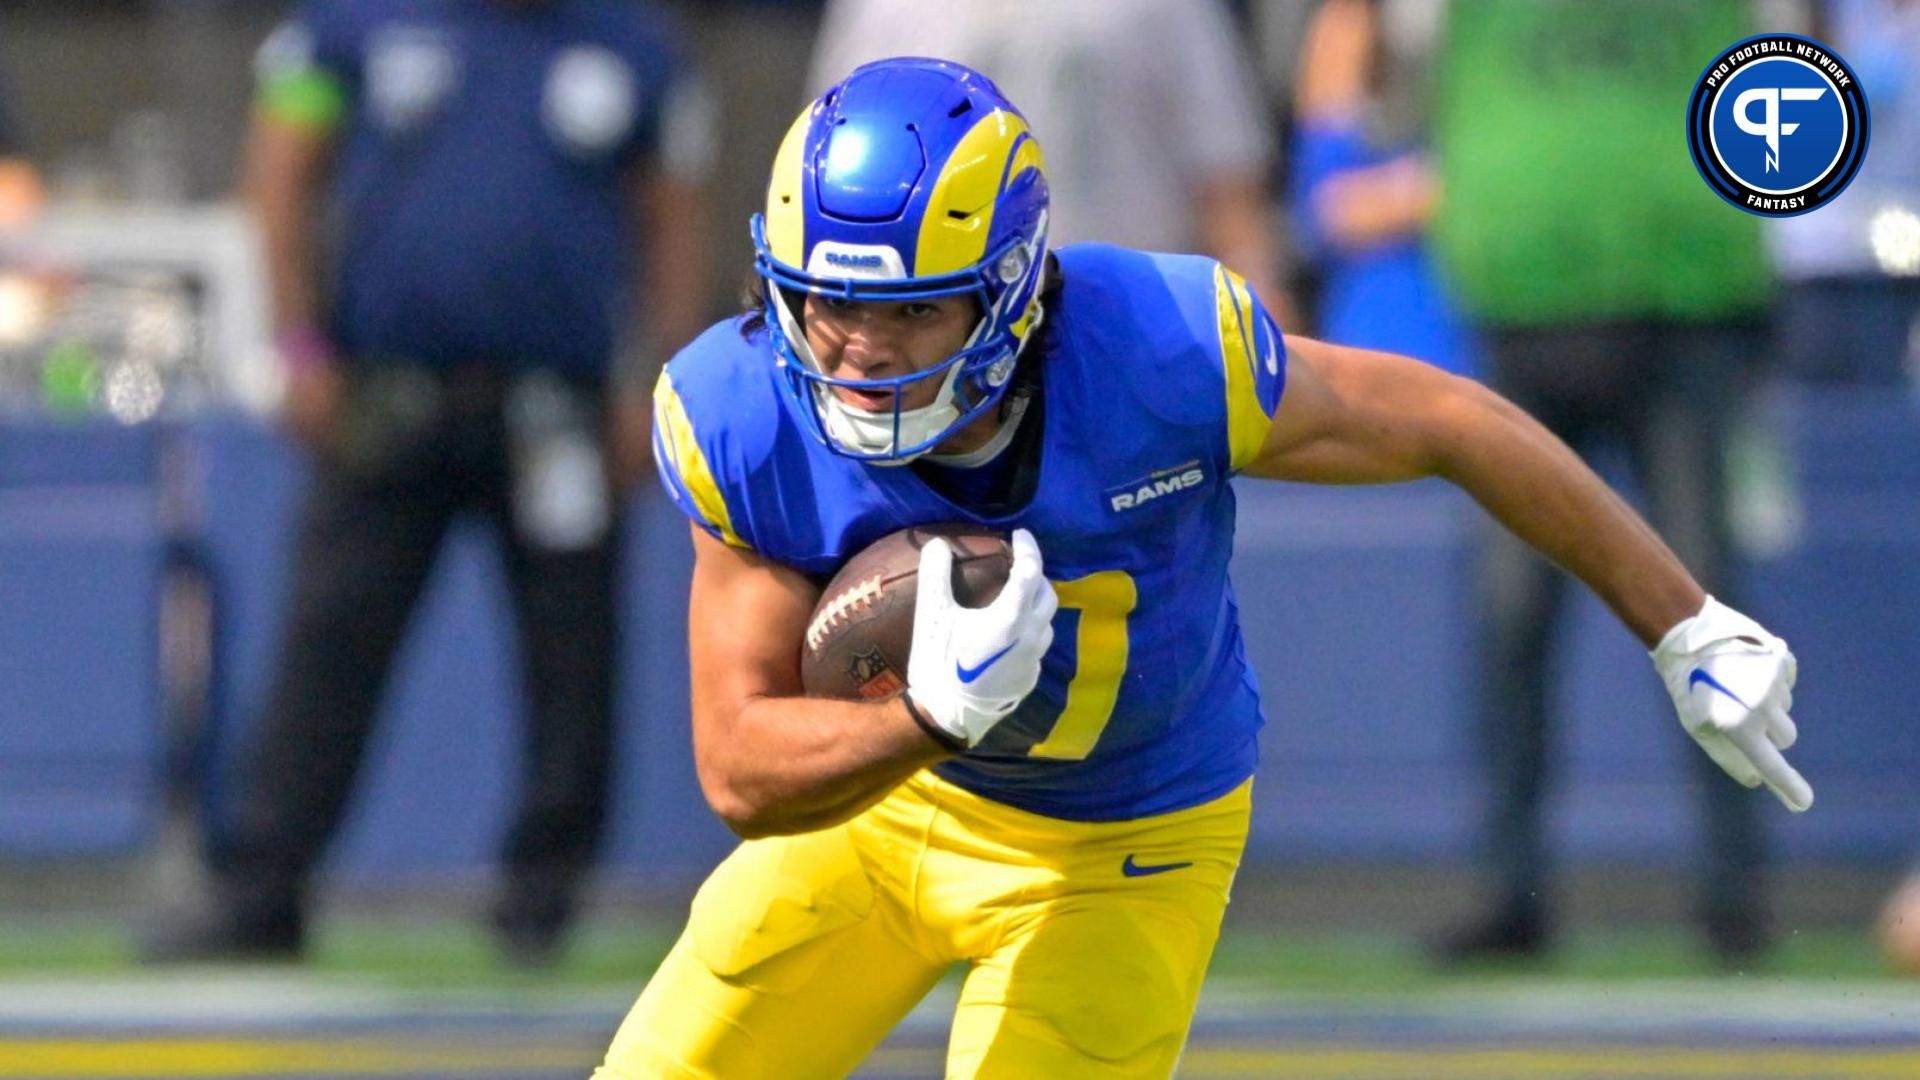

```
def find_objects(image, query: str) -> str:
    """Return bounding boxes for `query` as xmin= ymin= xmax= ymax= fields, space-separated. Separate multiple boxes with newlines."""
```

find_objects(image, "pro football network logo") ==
xmin=1687 ymin=34 xmax=1869 ymax=217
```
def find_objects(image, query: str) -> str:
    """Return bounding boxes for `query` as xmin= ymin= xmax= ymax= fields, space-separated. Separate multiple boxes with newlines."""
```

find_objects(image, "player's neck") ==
xmin=927 ymin=393 xmax=1030 ymax=465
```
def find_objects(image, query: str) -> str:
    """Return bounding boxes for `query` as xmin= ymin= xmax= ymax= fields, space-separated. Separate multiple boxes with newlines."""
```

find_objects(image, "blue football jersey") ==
xmin=654 ymin=245 xmax=1287 ymax=820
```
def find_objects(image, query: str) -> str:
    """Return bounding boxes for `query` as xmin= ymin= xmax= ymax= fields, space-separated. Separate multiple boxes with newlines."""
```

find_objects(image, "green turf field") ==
xmin=0 ymin=914 xmax=1896 ymax=986
xmin=2 ymin=914 xmax=1914 ymax=1079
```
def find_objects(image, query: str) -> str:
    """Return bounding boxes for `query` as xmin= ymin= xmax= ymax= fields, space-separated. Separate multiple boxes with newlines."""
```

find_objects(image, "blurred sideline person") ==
xmin=1769 ymin=0 xmax=1920 ymax=387
xmin=806 ymin=0 xmax=1294 ymax=319
xmin=594 ymin=58 xmax=1812 ymax=1078
xmin=1289 ymin=0 xmax=1475 ymax=376
xmin=1427 ymin=0 xmax=1781 ymax=966
xmin=0 ymin=54 xmax=44 ymax=226
xmin=143 ymin=0 xmax=712 ymax=967
xmin=1882 ymin=866 xmax=1920 ymax=974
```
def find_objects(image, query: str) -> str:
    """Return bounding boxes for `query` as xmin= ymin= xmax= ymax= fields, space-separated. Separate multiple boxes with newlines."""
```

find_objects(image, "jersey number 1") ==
xmin=1026 ymin=570 xmax=1137 ymax=761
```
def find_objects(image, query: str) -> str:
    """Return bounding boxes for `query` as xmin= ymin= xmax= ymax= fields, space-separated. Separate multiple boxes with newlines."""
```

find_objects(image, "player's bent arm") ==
xmin=685 ymin=526 xmax=951 ymax=839
xmin=1244 ymin=335 xmax=1703 ymax=646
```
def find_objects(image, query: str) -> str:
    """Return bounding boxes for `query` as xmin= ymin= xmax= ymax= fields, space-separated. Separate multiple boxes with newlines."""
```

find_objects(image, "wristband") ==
xmin=900 ymin=690 xmax=965 ymax=754
xmin=278 ymin=325 xmax=334 ymax=372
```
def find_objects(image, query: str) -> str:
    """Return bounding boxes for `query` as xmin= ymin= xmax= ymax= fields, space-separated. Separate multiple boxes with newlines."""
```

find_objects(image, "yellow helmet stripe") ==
xmin=1009 ymin=287 xmax=1042 ymax=339
xmin=1215 ymin=265 xmax=1274 ymax=472
xmin=653 ymin=371 xmax=746 ymax=548
xmin=762 ymin=106 xmax=815 ymax=268
xmin=914 ymin=110 xmax=1044 ymax=277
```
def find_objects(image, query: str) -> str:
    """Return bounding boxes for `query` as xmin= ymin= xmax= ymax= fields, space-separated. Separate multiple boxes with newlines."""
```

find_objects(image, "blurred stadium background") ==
xmin=1 ymin=1 xmax=1917 ymax=1078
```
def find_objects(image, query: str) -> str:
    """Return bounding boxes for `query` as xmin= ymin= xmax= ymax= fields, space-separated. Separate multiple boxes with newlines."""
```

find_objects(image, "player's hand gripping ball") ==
xmin=803 ymin=525 xmax=1057 ymax=748
xmin=801 ymin=524 xmax=1014 ymax=702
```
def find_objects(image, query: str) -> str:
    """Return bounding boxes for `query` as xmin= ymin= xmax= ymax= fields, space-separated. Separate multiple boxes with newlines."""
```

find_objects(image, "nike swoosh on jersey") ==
xmin=1689 ymin=667 xmax=1750 ymax=709
xmin=1121 ymin=854 xmax=1194 ymax=878
xmin=956 ymin=641 xmax=1018 ymax=684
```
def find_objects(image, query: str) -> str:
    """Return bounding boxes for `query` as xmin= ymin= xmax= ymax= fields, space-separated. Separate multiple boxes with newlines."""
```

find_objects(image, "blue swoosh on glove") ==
xmin=1689 ymin=667 xmax=1750 ymax=709
xmin=957 ymin=642 xmax=1018 ymax=684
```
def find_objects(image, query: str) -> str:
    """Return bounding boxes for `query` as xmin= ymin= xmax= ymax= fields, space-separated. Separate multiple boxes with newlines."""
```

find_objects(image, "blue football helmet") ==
xmin=752 ymin=57 xmax=1051 ymax=462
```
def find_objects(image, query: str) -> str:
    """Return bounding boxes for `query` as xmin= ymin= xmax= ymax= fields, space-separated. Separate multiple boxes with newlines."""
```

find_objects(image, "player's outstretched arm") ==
xmin=1244 ymin=336 xmax=1811 ymax=811
xmin=684 ymin=526 xmax=948 ymax=838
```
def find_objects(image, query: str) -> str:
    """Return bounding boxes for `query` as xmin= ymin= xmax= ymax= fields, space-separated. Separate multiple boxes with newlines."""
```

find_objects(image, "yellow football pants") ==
xmin=595 ymin=771 xmax=1251 ymax=1079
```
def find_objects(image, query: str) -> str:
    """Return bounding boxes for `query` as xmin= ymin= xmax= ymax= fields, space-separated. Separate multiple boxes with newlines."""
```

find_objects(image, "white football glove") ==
xmin=904 ymin=528 xmax=1058 ymax=749
xmin=1651 ymin=595 xmax=1813 ymax=812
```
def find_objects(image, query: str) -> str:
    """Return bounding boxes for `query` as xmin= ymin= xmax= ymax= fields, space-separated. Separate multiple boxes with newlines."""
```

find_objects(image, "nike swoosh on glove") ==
xmin=905 ymin=528 xmax=1058 ymax=748
xmin=1651 ymin=595 xmax=1813 ymax=812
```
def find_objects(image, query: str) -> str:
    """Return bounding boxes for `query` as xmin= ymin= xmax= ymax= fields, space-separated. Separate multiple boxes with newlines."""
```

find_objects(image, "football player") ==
xmin=602 ymin=58 xmax=1811 ymax=1079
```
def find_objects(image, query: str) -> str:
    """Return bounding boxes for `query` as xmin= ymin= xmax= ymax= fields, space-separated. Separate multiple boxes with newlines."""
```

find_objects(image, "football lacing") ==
xmin=806 ymin=574 xmax=883 ymax=653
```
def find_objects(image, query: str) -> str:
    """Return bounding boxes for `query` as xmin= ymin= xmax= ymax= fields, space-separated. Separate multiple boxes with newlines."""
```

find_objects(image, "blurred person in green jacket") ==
xmin=1428 ymin=0 xmax=1777 ymax=966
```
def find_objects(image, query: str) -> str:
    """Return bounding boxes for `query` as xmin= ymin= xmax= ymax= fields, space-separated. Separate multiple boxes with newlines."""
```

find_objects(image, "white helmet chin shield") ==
xmin=751 ymin=57 xmax=1052 ymax=463
xmin=819 ymin=374 xmax=964 ymax=464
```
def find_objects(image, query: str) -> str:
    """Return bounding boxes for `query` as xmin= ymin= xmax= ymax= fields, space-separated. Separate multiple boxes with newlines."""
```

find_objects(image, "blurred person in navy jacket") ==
xmin=143 ymin=0 xmax=712 ymax=968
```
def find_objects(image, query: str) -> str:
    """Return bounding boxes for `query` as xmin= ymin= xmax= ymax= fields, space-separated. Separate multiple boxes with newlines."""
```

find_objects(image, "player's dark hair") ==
xmin=736 ymin=267 xmax=776 ymax=337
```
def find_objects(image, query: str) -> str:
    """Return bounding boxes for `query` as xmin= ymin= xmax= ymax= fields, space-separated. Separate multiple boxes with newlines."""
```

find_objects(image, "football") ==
xmin=799 ymin=524 xmax=1013 ymax=700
